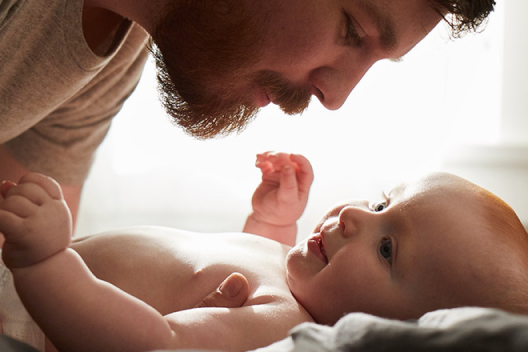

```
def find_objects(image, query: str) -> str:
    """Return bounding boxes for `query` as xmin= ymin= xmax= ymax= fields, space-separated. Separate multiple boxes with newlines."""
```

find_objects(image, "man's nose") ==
xmin=310 ymin=61 xmax=374 ymax=110
xmin=309 ymin=54 xmax=377 ymax=110
xmin=338 ymin=203 xmax=372 ymax=238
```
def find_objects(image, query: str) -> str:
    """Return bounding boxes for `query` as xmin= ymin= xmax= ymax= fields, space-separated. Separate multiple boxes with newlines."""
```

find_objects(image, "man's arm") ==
xmin=0 ymin=145 xmax=82 ymax=227
xmin=243 ymin=152 xmax=314 ymax=246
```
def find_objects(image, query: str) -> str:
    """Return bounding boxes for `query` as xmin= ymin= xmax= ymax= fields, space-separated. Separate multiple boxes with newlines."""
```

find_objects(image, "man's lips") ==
xmin=308 ymin=233 xmax=328 ymax=264
xmin=255 ymin=88 xmax=271 ymax=107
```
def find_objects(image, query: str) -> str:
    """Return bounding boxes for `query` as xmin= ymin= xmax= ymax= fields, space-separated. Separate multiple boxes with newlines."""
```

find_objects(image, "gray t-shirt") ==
xmin=0 ymin=0 xmax=150 ymax=184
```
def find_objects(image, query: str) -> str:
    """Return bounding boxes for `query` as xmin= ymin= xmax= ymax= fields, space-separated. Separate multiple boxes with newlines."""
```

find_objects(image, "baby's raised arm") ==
xmin=243 ymin=152 xmax=314 ymax=246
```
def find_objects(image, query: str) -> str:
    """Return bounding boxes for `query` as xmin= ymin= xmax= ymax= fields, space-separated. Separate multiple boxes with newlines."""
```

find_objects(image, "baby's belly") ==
xmin=72 ymin=227 xmax=290 ymax=315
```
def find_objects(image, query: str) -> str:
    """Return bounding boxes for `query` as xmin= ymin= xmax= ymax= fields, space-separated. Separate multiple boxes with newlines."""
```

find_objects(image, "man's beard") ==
xmin=151 ymin=0 xmax=311 ymax=139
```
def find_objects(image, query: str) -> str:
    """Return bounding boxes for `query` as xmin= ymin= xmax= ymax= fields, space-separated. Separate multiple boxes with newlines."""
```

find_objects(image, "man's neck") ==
xmin=82 ymin=0 xmax=173 ymax=34
xmin=82 ymin=5 xmax=125 ymax=55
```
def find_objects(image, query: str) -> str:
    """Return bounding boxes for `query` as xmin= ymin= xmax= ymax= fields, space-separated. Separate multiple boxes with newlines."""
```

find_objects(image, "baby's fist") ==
xmin=0 ymin=173 xmax=72 ymax=269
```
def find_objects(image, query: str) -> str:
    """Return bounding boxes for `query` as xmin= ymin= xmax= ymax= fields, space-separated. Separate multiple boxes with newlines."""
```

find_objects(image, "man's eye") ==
xmin=342 ymin=10 xmax=362 ymax=47
xmin=373 ymin=202 xmax=387 ymax=212
xmin=379 ymin=238 xmax=392 ymax=264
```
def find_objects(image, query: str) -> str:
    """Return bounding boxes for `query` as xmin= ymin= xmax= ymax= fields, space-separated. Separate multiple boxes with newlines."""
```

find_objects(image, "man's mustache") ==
xmin=253 ymin=71 xmax=312 ymax=115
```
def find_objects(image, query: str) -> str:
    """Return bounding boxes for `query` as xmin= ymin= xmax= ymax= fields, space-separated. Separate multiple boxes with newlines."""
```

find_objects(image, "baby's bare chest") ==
xmin=73 ymin=228 xmax=290 ymax=314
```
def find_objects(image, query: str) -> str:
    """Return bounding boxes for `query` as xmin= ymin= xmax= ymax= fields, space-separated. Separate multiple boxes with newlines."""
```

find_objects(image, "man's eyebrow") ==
xmin=357 ymin=0 xmax=398 ymax=53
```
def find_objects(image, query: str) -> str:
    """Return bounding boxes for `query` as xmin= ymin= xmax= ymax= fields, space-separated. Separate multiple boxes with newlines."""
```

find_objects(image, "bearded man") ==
xmin=0 ymin=0 xmax=495 ymax=221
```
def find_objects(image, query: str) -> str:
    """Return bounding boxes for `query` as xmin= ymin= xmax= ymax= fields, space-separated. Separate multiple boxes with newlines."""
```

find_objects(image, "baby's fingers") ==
xmin=3 ymin=182 xmax=53 ymax=206
xmin=290 ymin=154 xmax=314 ymax=193
xmin=0 ymin=195 xmax=38 ymax=218
xmin=1 ymin=180 xmax=16 ymax=199
xmin=0 ymin=208 xmax=24 ymax=237
xmin=18 ymin=173 xmax=63 ymax=200
xmin=256 ymin=152 xmax=294 ymax=172
xmin=255 ymin=155 xmax=274 ymax=173
xmin=277 ymin=165 xmax=298 ymax=203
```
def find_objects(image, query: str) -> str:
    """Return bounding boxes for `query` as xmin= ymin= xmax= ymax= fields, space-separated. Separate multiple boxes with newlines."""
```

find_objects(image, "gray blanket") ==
xmin=252 ymin=307 xmax=528 ymax=352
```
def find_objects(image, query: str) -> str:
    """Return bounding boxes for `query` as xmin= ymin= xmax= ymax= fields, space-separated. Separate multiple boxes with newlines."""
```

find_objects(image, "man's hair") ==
xmin=429 ymin=0 xmax=496 ymax=37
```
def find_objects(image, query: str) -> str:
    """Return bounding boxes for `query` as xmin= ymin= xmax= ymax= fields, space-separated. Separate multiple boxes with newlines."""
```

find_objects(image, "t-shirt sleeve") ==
xmin=5 ymin=25 xmax=150 ymax=185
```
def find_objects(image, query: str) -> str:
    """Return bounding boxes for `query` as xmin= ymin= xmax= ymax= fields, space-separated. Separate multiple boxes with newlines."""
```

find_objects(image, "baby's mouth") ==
xmin=317 ymin=235 xmax=329 ymax=263
xmin=309 ymin=233 xmax=328 ymax=264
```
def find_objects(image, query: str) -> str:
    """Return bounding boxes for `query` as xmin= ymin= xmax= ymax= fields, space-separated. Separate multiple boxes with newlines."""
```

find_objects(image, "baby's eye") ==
xmin=379 ymin=238 xmax=392 ymax=264
xmin=373 ymin=201 xmax=387 ymax=212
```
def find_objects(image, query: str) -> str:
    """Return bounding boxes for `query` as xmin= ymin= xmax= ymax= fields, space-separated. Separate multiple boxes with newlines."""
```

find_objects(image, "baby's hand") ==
xmin=0 ymin=173 xmax=72 ymax=269
xmin=251 ymin=152 xmax=314 ymax=227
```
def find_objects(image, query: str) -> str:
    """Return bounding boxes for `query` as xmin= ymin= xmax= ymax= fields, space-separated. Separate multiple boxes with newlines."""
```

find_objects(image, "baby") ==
xmin=1 ymin=152 xmax=528 ymax=352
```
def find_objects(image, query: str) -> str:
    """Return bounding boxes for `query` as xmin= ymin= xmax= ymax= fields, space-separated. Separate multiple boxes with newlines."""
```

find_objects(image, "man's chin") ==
xmin=279 ymin=101 xmax=310 ymax=116
xmin=170 ymin=104 xmax=261 ymax=139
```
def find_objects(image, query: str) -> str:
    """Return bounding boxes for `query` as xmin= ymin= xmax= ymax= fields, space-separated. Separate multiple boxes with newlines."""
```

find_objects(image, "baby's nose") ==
xmin=338 ymin=204 xmax=371 ymax=238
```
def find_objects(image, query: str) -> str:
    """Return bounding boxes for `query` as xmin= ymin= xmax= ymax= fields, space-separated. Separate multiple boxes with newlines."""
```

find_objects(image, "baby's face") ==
xmin=286 ymin=172 xmax=514 ymax=325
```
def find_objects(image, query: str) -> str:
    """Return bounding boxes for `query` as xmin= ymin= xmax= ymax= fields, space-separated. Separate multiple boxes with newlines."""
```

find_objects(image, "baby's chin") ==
xmin=284 ymin=243 xmax=297 ymax=265
xmin=283 ymin=241 xmax=303 ymax=272
xmin=285 ymin=238 xmax=305 ymax=257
